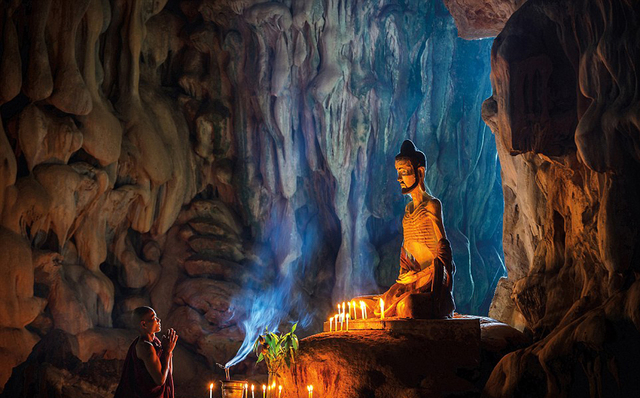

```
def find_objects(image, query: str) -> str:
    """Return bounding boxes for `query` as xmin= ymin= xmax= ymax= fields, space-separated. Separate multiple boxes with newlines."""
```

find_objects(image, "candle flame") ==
xmin=252 ymin=385 xmax=255 ymax=391
xmin=262 ymin=385 xmax=266 ymax=390
xmin=210 ymin=383 xmax=214 ymax=389
xmin=279 ymin=386 xmax=282 ymax=391
xmin=380 ymin=298 xmax=385 ymax=320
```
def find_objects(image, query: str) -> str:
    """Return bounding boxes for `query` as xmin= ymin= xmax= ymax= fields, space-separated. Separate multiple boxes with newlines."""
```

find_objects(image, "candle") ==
xmin=267 ymin=385 xmax=270 ymax=398
xmin=337 ymin=304 xmax=341 ymax=321
xmin=245 ymin=383 xmax=248 ymax=398
xmin=329 ymin=317 xmax=333 ymax=332
xmin=252 ymin=384 xmax=255 ymax=398
xmin=360 ymin=301 xmax=366 ymax=319
xmin=351 ymin=300 xmax=356 ymax=319
xmin=209 ymin=383 xmax=213 ymax=398
xmin=347 ymin=302 xmax=351 ymax=321
xmin=380 ymin=298 xmax=385 ymax=320
xmin=309 ymin=385 xmax=314 ymax=398
xmin=346 ymin=313 xmax=350 ymax=331
xmin=342 ymin=301 xmax=346 ymax=320
xmin=262 ymin=384 xmax=266 ymax=398
xmin=278 ymin=385 xmax=282 ymax=398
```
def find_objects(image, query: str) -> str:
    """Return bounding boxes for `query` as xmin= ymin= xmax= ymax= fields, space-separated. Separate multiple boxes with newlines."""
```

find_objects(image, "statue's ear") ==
xmin=417 ymin=166 xmax=427 ymax=191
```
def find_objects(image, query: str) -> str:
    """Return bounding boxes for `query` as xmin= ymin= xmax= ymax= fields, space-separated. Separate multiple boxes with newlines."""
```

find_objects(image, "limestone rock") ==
xmin=0 ymin=228 xmax=47 ymax=329
xmin=17 ymin=104 xmax=83 ymax=172
xmin=481 ymin=0 xmax=640 ymax=395
xmin=443 ymin=0 xmax=527 ymax=39
xmin=0 ymin=329 xmax=120 ymax=398
xmin=0 ymin=328 xmax=40 ymax=392
xmin=0 ymin=4 xmax=22 ymax=104
xmin=0 ymin=124 xmax=16 ymax=212
xmin=1 ymin=0 xmax=507 ymax=394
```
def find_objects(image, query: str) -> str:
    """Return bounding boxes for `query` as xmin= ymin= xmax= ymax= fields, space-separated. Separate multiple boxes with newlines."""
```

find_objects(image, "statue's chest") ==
xmin=403 ymin=205 xmax=438 ymax=252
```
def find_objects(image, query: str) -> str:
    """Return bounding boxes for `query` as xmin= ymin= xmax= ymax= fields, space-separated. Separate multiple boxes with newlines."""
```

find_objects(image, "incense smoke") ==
xmin=224 ymin=270 xmax=312 ymax=368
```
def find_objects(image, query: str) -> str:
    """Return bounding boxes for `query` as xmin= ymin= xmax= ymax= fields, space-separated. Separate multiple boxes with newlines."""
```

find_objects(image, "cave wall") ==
xmin=0 ymin=0 xmax=502 ymax=393
xmin=480 ymin=0 xmax=640 ymax=395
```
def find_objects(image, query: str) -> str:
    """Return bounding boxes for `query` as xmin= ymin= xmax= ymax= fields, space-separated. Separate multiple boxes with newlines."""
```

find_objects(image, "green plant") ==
xmin=252 ymin=323 xmax=299 ymax=375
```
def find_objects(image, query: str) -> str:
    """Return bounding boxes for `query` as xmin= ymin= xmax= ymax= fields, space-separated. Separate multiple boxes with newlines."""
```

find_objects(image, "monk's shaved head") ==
xmin=133 ymin=306 xmax=154 ymax=325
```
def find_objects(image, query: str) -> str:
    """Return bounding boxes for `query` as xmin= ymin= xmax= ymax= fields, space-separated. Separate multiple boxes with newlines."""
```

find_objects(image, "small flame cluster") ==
xmin=328 ymin=298 xmax=387 ymax=332
xmin=306 ymin=385 xmax=314 ymax=398
xmin=239 ymin=382 xmax=282 ymax=398
xmin=328 ymin=299 xmax=381 ymax=332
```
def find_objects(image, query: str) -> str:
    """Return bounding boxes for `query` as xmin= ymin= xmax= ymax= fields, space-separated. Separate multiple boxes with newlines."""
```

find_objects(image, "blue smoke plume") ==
xmin=224 ymin=265 xmax=313 ymax=369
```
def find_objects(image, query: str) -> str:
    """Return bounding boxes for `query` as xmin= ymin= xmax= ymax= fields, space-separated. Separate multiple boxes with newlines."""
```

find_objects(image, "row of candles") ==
xmin=209 ymin=382 xmax=294 ymax=398
xmin=328 ymin=299 xmax=385 ymax=332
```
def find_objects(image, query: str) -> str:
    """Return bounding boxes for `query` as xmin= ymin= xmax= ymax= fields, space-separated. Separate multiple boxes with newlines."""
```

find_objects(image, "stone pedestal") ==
xmin=279 ymin=318 xmax=482 ymax=398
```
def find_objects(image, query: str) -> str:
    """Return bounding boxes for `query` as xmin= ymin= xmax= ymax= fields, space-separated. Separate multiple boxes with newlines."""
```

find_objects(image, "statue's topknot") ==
xmin=395 ymin=139 xmax=426 ymax=170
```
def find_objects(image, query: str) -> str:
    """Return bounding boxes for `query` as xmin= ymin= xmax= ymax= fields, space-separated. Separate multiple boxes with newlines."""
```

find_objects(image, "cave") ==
xmin=1 ymin=0 xmax=639 ymax=397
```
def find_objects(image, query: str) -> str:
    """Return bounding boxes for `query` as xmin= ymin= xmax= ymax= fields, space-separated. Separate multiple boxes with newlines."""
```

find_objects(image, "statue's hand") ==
xmin=397 ymin=271 xmax=418 ymax=284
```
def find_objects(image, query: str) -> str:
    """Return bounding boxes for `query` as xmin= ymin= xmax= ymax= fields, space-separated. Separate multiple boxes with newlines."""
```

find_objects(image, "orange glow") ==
xmin=380 ymin=298 xmax=385 ymax=320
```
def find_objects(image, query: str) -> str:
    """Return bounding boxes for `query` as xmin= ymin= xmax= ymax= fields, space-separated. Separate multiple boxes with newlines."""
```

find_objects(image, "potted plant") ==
xmin=253 ymin=323 xmax=299 ymax=390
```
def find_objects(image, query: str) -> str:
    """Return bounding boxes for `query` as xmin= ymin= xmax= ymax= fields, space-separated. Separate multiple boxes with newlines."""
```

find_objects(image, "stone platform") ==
xmin=278 ymin=317 xmax=484 ymax=398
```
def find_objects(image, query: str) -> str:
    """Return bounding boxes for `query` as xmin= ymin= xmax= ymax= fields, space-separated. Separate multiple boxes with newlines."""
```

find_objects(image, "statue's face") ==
xmin=395 ymin=159 xmax=416 ymax=194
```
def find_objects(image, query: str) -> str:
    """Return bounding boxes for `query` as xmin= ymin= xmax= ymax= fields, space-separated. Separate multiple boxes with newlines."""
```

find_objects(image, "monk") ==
xmin=362 ymin=140 xmax=456 ymax=319
xmin=114 ymin=306 xmax=178 ymax=398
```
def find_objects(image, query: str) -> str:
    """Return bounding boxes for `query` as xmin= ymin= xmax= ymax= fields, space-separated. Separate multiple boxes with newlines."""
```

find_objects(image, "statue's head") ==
xmin=395 ymin=140 xmax=426 ymax=194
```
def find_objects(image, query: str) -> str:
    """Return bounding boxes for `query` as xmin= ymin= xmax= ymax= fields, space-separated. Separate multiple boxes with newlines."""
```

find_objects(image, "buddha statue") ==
xmin=363 ymin=140 xmax=456 ymax=319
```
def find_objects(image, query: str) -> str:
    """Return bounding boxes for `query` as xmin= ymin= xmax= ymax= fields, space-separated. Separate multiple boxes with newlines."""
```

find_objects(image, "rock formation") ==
xmin=481 ymin=0 xmax=640 ymax=395
xmin=277 ymin=317 xmax=528 ymax=398
xmin=443 ymin=0 xmax=527 ymax=39
xmin=0 ymin=0 xmax=502 ymax=395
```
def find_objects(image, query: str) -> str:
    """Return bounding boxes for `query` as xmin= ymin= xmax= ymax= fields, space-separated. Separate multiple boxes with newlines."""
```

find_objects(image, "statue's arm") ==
xmin=426 ymin=198 xmax=446 ymax=241
xmin=399 ymin=245 xmax=413 ymax=275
